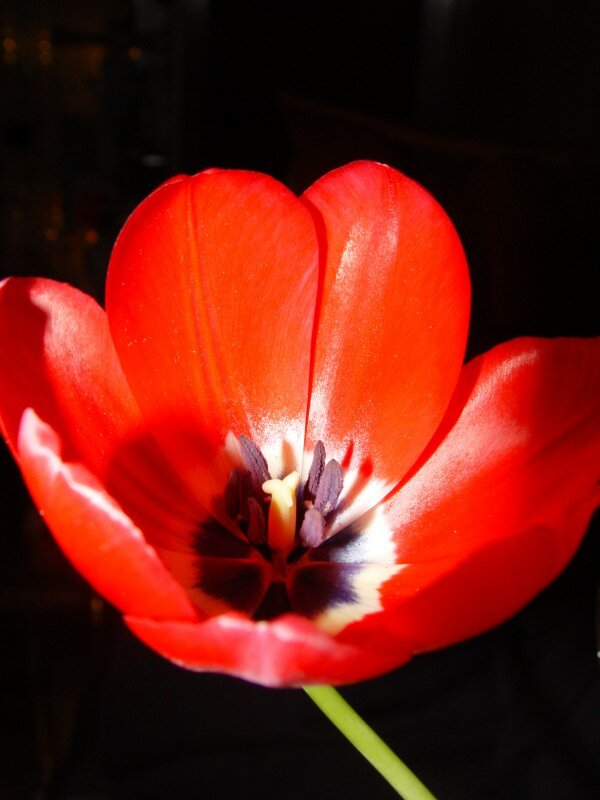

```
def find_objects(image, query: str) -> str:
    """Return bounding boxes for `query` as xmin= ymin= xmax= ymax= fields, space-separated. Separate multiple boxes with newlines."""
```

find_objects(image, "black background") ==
xmin=1 ymin=1 xmax=599 ymax=798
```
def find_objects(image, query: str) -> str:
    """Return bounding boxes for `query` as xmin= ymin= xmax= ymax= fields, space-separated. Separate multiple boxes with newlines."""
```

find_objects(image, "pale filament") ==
xmin=262 ymin=471 xmax=300 ymax=555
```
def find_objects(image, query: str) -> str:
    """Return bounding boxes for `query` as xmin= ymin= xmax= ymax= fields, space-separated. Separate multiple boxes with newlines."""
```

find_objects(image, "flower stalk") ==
xmin=304 ymin=685 xmax=437 ymax=800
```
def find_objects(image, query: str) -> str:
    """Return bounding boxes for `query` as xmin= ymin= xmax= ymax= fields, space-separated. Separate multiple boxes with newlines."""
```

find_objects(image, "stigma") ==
xmin=262 ymin=471 xmax=300 ymax=555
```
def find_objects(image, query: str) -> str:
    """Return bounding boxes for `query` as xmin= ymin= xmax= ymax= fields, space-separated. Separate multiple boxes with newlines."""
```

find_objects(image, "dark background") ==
xmin=1 ymin=1 xmax=599 ymax=798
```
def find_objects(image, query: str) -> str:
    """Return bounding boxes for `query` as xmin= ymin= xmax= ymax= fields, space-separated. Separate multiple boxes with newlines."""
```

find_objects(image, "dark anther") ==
xmin=299 ymin=507 xmax=325 ymax=548
xmin=224 ymin=468 xmax=241 ymax=519
xmin=306 ymin=440 xmax=326 ymax=498
xmin=239 ymin=435 xmax=271 ymax=496
xmin=314 ymin=459 xmax=343 ymax=516
xmin=245 ymin=496 xmax=267 ymax=545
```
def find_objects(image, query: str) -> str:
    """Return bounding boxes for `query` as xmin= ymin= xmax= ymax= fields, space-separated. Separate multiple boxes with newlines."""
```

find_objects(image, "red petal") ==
xmin=360 ymin=500 xmax=598 ymax=654
xmin=339 ymin=337 xmax=600 ymax=651
xmin=0 ymin=277 xmax=204 ymax=543
xmin=387 ymin=337 xmax=600 ymax=562
xmin=17 ymin=409 xmax=197 ymax=621
xmin=0 ymin=278 xmax=140 ymax=474
xmin=302 ymin=162 xmax=470 ymax=524
xmin=125 ymin=611 xmax=410 ymax=687
xmin=106 ymin=170 xmax=319 ymax=478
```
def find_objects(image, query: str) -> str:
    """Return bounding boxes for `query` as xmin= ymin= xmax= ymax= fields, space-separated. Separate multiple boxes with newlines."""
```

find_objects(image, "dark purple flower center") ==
xmin=194 ymin=437 xmax=363 ymax=620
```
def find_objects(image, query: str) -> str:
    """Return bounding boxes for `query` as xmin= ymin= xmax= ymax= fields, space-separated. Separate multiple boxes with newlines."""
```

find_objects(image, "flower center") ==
xmin=189 ymin=436 xmax=399 ymax=631
xmin=218 ymin=435 xmax=344 ymax=566
xmin=192 ymin=436 xmax=348 ymax=617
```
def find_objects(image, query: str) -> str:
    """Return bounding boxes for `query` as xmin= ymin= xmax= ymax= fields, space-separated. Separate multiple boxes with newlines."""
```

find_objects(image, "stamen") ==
xmin=299 ymin=507 xmax=325 ymax=548
xmin=245 ymin=496 xmax=267 ymax=545
xmin=262 ymin=471 xmax=300 ymax=556
xmin=314 ymin=459 xmax=343 ymax=516
xmin=239 ymin=435 xmax=271 ymax=496
xmin=306 ymin=440 xmax=326 ymax=498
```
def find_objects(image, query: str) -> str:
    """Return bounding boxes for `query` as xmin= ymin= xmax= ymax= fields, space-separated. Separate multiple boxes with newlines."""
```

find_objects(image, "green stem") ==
xmin=303 ymin=685 xmax=438 ymax=800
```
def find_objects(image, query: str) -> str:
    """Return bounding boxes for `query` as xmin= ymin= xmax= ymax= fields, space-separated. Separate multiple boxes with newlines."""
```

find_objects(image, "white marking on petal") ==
xmin=330 ymin=469 xmax=392 ymax=533
xmin=325 ymin=503 xmax=400 ymax=564
xmin=310 ymin=503 xmax=404 ymax=635
xmin=245 ymin=412 xmax=305 ymax=477
xmin=301 ymin=443 xmax=392 ymax=533
xmin=313 ymin=563 xmax=406 ymax=636
xmin=302 ymin=384 xmax=334 ymax=461
xmin=224 ymin=430 xmax=243 ymax=463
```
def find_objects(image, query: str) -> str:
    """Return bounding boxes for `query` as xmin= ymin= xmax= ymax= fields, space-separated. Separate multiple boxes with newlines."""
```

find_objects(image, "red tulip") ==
xmin=1 ymin=162 xmax=598 ymax=687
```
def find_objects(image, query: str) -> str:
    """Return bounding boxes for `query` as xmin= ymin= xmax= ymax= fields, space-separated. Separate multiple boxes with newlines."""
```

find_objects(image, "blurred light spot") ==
xmin=84 ymin=229 xmax=99 ymax=245
xmin=45 ymin=227 xmax=59 ymax=242
xmin=3 ymin=37 xmax=17 ymax=63
xmin=141 ymin=154 xmax=167 ymax=167
xmin=128 ymin=46 xmax=142 ymax=61
xmin=39 ymin=30 xmax=53 ymax=65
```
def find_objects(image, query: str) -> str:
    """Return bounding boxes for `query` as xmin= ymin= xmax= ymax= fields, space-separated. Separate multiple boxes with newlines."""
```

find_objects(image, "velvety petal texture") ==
xmin=0 ymin=162 xmax=598 ymax=688
xmin=0 ymin=277 xmax=209 ymax=549
xmin=106 ymin=169 xmax=319 ymax=478
xmin=302 ymin=162 xmax=470 ymax=525
xmin=0 ymin=277 xmax=140 ymax=472
xmin=335 ymin=337 xmax=600 ymax=655
xmin=17 ymin=409 xmax=197 ymax=622
xmin=125 ymin=612 xmax=410 ymax=688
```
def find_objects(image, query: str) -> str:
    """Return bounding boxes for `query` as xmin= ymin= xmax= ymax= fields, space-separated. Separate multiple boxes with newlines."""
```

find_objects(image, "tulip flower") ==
xmin=1 ymin=161 xmax=598 ymax=691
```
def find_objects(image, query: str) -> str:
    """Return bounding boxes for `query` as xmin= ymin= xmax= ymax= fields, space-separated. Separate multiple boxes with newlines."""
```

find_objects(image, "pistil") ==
xmin=262 ymin=471 xmax=300 ymax=556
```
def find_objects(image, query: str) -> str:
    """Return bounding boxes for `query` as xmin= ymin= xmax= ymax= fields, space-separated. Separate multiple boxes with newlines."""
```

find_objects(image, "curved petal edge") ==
xmin=125 ymin=611 xmax=411 ymax=688
xmin=336 ymin=336 xmax=600 ymax=653
xmin=17 ymin=408 xmax=198 ymax=622
xmin=302 ymin=161 xmax=471 ymax=525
